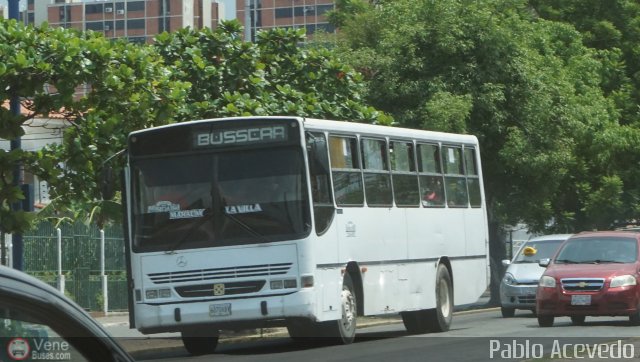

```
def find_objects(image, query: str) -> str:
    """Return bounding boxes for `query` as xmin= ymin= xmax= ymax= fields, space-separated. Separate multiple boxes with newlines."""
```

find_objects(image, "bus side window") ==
xmin=443 ymin=145 xmax=468 ymax=207
xmin=417 ymin=143 xmax=445 ymax=207
xmin=464 ymin=147 xmax=482 ymax=208
xmin=361 ymin=138 xmax=392 ymax=207
xmin=329 ymin=135 xmax=364 ymax=206
xmin=306 ymin=132 xmax=335 ymax=235
xmin=390 ymin=140 xmax=419 ymax=207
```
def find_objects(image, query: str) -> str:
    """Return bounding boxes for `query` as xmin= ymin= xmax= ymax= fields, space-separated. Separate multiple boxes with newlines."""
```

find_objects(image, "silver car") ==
xmin=499 ymin=234 xmax=571 ymax=317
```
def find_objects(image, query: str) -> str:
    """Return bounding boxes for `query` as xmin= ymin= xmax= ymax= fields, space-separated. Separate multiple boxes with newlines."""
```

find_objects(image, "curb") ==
xmin=114 ymin=305 xmax=498 ymax=357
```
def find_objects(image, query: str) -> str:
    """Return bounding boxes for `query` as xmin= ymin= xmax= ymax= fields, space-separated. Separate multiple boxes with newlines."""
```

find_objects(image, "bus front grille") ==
xmin=148 ymin=263 xmax=293 ymax=284
xmin=175 ymin=280 xmax=267 ymax=298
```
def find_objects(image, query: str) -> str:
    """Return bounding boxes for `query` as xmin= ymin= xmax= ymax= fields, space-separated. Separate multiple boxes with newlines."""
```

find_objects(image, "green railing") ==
xmin=23 ymin=221 xmax=128 ymax=312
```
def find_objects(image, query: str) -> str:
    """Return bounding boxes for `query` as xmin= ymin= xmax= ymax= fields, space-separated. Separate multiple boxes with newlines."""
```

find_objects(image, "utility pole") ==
xmin=244 ymin=0 xmax=251 ymax=41
xmin=9 ymin=0 xmax=24 ymax=271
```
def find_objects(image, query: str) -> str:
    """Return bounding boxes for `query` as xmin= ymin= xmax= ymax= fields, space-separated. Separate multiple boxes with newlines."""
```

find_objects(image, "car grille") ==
xmin=175 ymin=280 xmax=266 ymax=298
xmin=561 ymin=278 xmax=605 ymax=291
xmin=517 ymin=296 xmax=536 ymax=304
xmin=148 ymin=263 xmax=293 ymax=284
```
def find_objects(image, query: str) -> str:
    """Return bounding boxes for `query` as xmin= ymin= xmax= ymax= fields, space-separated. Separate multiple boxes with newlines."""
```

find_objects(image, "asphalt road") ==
xmin=113 ymin=309 xmax=640 ymax=361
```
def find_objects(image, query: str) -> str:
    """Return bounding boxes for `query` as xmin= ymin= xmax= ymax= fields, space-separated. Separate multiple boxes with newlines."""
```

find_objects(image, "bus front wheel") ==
xmin=322 ymin=273 xmax=357 ymax=344
xmin=181 ymin=328 xmax=219 ymax=356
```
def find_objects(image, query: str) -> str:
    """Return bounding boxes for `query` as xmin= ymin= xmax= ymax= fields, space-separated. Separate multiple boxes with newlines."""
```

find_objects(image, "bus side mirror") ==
xmin=100 ymin=165 xmax=115 ymax=201
xmin=538 ymin=258 xmax=550 ymax=267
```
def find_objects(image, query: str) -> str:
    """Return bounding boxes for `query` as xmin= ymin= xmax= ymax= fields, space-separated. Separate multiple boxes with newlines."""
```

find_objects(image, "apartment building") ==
xmin=236 ymin=0 xmax=335 ymax=40
xmin=9 ymin=0 xmax=335 ymax=43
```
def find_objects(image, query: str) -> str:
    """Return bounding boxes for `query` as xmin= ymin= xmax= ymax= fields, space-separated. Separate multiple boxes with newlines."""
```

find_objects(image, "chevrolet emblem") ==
xmin=213 ymin=284 xmax=225 ymax=296
xmin=578 ymin=282 xmax=587 ymax=288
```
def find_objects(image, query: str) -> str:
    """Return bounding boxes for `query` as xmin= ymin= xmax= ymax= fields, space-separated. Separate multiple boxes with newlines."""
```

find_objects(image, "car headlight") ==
xmin=502 ymin=273 xmax=516 ymax=286
xmin=539 ymin=275 xmax=556 ymax=288
xmin=610 ymin=275 xmax=637 ymax=288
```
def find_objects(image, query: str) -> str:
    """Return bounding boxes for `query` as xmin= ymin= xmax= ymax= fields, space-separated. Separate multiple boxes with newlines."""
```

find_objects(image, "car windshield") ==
xmin=554 ymin=236 xmax=638 ymax=264
xmin=513 ymin=239 xmax=564 ymax=263
xmin=131 ymin=147 xmax=310 ymax=252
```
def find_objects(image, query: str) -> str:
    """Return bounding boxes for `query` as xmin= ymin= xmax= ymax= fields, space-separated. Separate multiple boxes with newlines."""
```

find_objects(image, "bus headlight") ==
xmin=270 ymin=278 xmax=297 ymax=290
xmin=145 ymin=288 xmax=172 ymax=299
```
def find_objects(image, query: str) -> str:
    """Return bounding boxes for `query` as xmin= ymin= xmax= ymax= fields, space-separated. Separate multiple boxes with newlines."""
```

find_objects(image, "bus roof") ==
xmin=130 ymin=116 xmax=479 ymax=146
xmin=302 ymin=117 xmax=479 ymax=145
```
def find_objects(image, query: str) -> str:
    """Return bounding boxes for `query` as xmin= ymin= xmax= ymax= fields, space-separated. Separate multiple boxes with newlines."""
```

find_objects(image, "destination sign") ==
xmin=195 ymin=125 xmax=288 ymax=147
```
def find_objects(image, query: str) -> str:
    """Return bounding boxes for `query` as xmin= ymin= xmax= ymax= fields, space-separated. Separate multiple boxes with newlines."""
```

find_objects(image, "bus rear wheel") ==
xmin=181 ymin=328 xmax=219 ymax=356
xmin=427 ymin=264 xmax=453 ymax=332
xmin=401 ymin=264 xmax=453 ymax=334
xmin=322 ymin=273 xmax=357 ymax=344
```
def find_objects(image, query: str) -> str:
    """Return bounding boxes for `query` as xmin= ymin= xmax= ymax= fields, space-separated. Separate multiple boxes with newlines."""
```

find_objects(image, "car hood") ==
xmin=544 ymin=263 xmax=637 ymax=279
xmin=506 ymin=263 xmax=547 ymax=283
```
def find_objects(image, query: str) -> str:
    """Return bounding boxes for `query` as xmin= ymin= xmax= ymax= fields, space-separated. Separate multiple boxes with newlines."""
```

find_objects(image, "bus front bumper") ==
xmin=135 ymin=289 xmax=317 ymax=334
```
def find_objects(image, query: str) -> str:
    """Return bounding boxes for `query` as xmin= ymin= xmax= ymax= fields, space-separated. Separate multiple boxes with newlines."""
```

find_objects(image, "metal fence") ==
xmin=18 ymin=221 xmax=128 ymax=312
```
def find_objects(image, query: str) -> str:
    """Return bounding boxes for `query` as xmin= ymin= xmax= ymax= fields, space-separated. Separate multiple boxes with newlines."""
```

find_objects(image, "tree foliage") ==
xmin=329 ymin=0 xmax=639 ymax=233
xmin=0 ymin=19 xmax=388 ymax=232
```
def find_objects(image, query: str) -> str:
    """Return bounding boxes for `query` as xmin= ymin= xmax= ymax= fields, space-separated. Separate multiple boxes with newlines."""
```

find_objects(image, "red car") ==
xmin=536 ymin=231 xmax=640 ymax=327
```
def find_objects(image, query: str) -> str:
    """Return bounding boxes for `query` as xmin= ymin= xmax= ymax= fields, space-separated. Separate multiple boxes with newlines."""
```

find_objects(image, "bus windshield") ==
xmin=131 ymin=147 xmax=310 ymax=252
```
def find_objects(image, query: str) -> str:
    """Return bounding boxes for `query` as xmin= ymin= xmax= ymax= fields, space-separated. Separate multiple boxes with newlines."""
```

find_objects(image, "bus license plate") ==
xmin=209 ymin=303 xmax=232 ymax=317
xmin=571 ymin=295 xmax=591 ymax=306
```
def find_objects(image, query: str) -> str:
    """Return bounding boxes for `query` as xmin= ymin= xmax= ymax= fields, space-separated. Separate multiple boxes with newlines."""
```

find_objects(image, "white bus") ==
xmin=118 ymin=116 xmax=489 ymax=354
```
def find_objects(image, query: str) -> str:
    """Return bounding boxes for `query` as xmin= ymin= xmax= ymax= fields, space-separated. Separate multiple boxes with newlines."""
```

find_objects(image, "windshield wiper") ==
xmin=555 ymin=259 xmax=580 ymax=264
xmin=582 ymin=259 xmax=625 ymax=264
xmin=221 ymin=198 xmax=272 ymax=243
xmin=164 ymin=210 xmax=215 ymax=254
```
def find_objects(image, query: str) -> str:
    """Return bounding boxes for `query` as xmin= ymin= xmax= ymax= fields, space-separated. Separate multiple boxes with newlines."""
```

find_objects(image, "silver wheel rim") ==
xmin=438 ymin=278 xmax=451 ymax=318
xmin=341 ymin=287 xmax=356 ymax=335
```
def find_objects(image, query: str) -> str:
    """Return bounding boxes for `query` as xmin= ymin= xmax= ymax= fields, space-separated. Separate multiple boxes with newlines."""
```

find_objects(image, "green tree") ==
xmin=0 ymin=20 xmax=186 ymax=230
xmin=1 ymin=20 xmax=389 ymax=233
xmin=153 ymin=22 xmax=390 ymax=124
xmin=328 ymin=0 xmax=634 ymax=303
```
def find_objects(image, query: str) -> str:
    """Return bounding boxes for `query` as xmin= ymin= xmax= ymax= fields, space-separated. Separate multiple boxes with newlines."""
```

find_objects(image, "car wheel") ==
xmin=322 ymin=273 xmax=357 ymax=344
xmin=629 ymin=308 xmax=640 ymax=326
xmin=181 ymin=329 xmax=219 ymax=356
xmin=570 ymin=315 xmax=586 ymax=325
xmin=537 ymin=315 xmax=554 ymax=327
xmin=501 ymin=307 xmax=515 ymax=318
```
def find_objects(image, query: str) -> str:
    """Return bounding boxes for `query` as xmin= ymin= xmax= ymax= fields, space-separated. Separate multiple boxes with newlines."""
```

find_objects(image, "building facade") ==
xmin=9 ymin=0 xmax=335 ymax=43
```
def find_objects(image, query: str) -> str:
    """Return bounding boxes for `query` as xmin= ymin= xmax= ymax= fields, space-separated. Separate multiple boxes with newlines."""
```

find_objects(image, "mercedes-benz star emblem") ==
xmin=176 ymin=256 xmax=187 ymax=268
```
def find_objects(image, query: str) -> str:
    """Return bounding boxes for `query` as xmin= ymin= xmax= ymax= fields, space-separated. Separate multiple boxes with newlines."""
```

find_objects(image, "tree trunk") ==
xmin=487 ymin=219 xmax=508 ymax=306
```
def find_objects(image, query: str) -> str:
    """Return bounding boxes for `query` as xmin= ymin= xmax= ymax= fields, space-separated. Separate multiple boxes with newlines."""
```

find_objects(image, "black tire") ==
xmin=181 ymin=328 xmax=219 ymax=356
xmin=402 ymin=264 xmax=453 ymax=334
xmin=501 ymin=307 xmax=515 ymax=318
xmin=287 ymin=318 xmax=324 ymax=343
xmin=537 ymin=315 xmax=554 ymax=327
xmin=426 ymin=264 xmax=453 ymax=332
xmin=401 ymin=309 xmax=431 ymax=334
xmin=629 ymin=308 xmax=640 ymax=325
xmin=570 ymin=315 xmax=586 ymax=325
xmin=321 ymin=273 xmax=357 ymax=344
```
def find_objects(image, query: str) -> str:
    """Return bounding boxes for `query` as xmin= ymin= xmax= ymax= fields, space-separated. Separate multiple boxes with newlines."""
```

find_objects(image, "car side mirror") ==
xmin=501 ymin=259 xmax=511 ymax=266
xmin=538 ymin=258 xmax=551 ymax=267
